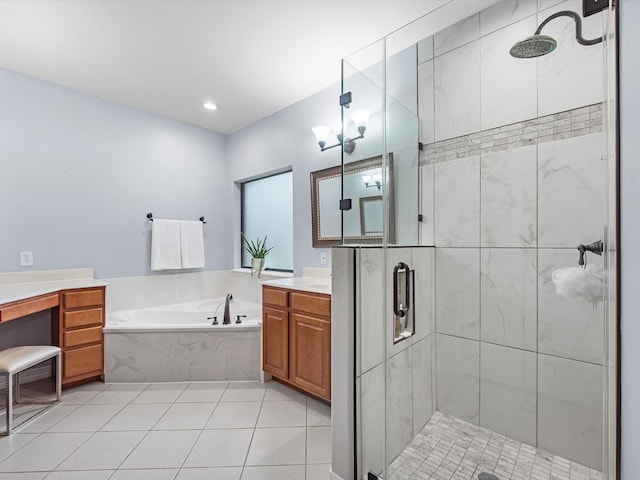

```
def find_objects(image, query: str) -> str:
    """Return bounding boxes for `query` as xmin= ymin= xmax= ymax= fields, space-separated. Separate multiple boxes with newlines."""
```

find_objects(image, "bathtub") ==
xmin=104 ymin=298 xmax=263 ymax=383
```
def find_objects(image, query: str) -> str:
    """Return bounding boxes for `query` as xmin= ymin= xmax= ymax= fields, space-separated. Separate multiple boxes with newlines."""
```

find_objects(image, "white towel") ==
xmin=180 ymin=220 xmax=205 ymax=269
xmin=151 ymin=219 xmax=182 ymax=271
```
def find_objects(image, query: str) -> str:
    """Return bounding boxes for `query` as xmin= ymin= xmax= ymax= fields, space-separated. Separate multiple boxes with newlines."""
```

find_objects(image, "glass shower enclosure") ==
xmin=330 ymin=1 xmax=618 ymax=480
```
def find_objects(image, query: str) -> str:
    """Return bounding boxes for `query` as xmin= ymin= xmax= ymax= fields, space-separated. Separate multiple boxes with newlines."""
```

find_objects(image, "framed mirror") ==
xmin=359 ymin=195 xmax=383 ymax=235
xmin=310 ymin=154 xmax=394 ymax=247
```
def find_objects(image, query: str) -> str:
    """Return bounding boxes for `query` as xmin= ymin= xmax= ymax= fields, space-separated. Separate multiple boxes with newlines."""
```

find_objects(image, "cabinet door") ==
xmin=290 ymin=312 xmax=331 ymax=401
xmin=63 ymin=344 xmax=103 ymax=380
xmin=263 ymin=306 xmax=289 ymax=378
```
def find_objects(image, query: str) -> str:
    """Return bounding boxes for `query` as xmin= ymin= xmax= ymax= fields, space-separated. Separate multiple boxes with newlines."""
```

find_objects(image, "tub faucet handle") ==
xmin=236 ymin=315 xmax=247 ymax=324
xmin=207 ymin=316 xmax=219 ymax=325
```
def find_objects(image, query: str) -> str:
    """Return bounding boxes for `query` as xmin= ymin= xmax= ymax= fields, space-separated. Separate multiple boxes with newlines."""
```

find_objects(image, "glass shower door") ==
xmin=340 ymin=29 xmax=422 ymax=480
xmin=341 ymin=39 xmax=387 ymax=480
xmin=340 ymin=40 xmax=385 ymax=246
xmin=338 ymin=2 xmax=617 ymax=480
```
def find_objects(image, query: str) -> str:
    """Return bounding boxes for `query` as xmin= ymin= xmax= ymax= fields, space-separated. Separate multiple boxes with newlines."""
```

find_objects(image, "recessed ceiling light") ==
xmin=203 ymin=102 xmax=218 ymax=111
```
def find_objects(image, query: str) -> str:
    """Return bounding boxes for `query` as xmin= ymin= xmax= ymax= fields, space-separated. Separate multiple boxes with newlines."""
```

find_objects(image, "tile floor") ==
xmin=0 ymin=380 xmax=331 ymax=480
xmin=389 ymin=412 xmax=602 ymax=480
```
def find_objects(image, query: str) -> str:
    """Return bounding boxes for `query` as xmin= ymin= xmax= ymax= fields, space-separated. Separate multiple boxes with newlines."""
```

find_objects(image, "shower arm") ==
xmin=535 ymin=10 xmax=603 ymax=46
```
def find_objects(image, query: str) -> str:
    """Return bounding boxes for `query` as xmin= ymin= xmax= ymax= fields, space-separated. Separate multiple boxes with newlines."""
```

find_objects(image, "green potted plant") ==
xmin=241 ymin=234 xmax=274 ymax=278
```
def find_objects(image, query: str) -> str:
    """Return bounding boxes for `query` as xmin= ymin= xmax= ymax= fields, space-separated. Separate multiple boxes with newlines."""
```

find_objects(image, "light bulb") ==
xmin=330 ymin=119 xmax=343 ymax=136
xmin=350 ymin=108 xmax=371 ymax=128
xmin=312 ymin=125 xmax=332 ymax=144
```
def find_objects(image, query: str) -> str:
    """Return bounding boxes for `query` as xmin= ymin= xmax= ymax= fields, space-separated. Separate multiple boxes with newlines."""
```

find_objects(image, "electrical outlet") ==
xmin=320 ymin=251 xmax=327 ymax=265
xmin=20 ymin=251 xmax=33 ymax=267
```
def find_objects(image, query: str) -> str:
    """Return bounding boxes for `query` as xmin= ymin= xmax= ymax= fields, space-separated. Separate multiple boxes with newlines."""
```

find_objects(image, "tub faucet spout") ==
xmin=223 ymin=293 xmax=233 ymax=325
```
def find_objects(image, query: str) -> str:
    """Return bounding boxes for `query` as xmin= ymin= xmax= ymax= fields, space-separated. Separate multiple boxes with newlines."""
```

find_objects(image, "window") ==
xmin=241 ymin=171 xmax=293 ymax=271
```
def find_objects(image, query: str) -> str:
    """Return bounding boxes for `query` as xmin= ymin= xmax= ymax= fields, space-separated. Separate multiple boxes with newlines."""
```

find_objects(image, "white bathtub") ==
xmin=104 ymin=298 xmax=262 ymax=383
xmin=104 ymin=298 xmax=262 ymax=332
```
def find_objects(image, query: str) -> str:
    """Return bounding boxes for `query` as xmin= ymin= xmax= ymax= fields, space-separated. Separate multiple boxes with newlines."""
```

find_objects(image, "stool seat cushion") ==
xmin=0 ymin=346 xmax=61 ymax=374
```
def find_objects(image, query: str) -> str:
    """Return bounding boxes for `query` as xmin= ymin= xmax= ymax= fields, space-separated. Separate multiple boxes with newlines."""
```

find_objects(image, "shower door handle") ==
xmin=393 ymin=262 xmax=410 ymax=318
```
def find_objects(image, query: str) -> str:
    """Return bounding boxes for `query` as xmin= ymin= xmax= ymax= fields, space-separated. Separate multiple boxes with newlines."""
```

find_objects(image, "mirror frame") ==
xmin=310 ymin=154 xmax=394 ymax=247
xmin=359 ymin=195 xmax=383 ymax=236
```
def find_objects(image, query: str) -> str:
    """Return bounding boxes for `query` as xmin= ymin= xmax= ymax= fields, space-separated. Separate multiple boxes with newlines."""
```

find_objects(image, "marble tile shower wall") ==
xmin=354 ymin=246 xmax=436 ymax=477
xmin=417 ymin=0 xmax=606 ymax=471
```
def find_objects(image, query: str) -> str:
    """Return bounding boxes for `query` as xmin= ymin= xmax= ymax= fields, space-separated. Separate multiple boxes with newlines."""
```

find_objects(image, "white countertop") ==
xmin=0 ymin=278 xmax=109 ymax=305
xmin=261 ymin=276 xmax=331 ymax=295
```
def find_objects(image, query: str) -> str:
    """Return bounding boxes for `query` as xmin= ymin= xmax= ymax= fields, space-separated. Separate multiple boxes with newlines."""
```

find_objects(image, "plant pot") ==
xmin=251 ymin=257 xmax=264 ymax=278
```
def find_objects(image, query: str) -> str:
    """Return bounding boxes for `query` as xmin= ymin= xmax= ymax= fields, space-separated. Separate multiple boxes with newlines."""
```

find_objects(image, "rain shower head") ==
xmin=509 ymin=10 xmax=602 ymax=59
xmin=509 ymin=35 xmax=557 ymax=58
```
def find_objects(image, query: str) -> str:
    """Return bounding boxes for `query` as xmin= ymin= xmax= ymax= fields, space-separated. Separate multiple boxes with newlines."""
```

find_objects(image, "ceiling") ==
xmin=0 ymin=0 xmax=451 ymax=135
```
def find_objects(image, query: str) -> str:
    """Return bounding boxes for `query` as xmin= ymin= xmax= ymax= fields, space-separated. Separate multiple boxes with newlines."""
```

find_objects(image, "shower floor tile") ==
xmin=388 ymin=412 xmax=602 ymax=480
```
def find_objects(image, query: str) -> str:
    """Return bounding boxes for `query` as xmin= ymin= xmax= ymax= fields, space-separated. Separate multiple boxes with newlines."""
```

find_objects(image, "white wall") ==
xmin=0 ymin=67 xmax=231 ymax=278
xmin=226 ymin=83 xmax=342 ymax=276
xmin=0 ymin=49 xmax=423 ymax=280
xmin=619 ymin=1 xmax=640 ymax=478
xmin=0 ymin=65 xmax=386 ymax=280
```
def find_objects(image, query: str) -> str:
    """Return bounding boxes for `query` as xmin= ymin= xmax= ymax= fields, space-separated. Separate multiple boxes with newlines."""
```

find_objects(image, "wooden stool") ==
xmin=0 ymin=346 xmax=61 ymax=434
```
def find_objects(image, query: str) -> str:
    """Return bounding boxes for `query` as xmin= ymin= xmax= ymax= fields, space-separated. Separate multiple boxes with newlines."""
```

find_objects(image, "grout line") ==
xmin=4 ymin=381 xmax=330 ymax=478
xmin=434 ymin=331 xmax=604 ymax=368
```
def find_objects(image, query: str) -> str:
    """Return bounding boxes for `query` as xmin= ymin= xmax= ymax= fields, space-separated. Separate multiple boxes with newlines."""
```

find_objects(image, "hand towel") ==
xmin=180 ymin=220 xmax=205 ymax=269
xmin=151 ymin=219 xmax=182 ymax=270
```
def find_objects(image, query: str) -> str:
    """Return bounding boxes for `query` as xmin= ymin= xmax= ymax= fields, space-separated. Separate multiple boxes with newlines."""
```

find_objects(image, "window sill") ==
xmin=231 ymin=268 xmax=294 ymax=278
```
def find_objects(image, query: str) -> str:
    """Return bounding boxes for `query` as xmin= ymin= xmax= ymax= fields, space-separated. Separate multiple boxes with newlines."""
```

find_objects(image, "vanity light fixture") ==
xmin=312 ymin=108 xmax=370 ymax=154
xmin=362 ymin=173 xmax=382 ymax=190
xmin=203 ymin=102 xmax=218 ymax=110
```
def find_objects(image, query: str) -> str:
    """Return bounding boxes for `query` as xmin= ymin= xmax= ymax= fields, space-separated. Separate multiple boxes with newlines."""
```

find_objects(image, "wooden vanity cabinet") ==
xmin=262 ymin=306 xmax=289 ymax=379
xmin=54 ymin=287 xmax=105 ymax=386
xmin=262 ymin=286 xmax=331 ymax=402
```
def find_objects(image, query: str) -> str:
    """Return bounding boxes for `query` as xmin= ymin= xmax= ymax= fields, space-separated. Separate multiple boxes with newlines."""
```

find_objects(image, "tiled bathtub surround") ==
xmin=104 ymin=330 xmax=260 ymax=383
xmin=388 ymin=411 xmax=602 ymax=480
xmin=105 ymin=269 xmax=287 ymax=312
xmin=103 ymin=269 xmax=285 ymax=383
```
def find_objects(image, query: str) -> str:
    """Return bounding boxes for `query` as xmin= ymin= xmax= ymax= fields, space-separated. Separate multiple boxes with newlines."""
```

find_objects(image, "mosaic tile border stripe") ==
xmin=421 ymin=103 xmax=603 ymax=165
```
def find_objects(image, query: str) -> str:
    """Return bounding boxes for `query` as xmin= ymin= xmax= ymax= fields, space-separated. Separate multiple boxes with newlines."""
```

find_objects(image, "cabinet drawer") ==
xmin=291 ymin=292 xmax=331 ymax=318
xmin=263 ymin=287 xmax=289 ymax=308
xmin=64 ymin=308 xmax=103 ymax=329
xmin=64 ymin=325 xmax=103 ymax=348
xmin=63 ymin=289 xmax=103 ymax=309
xmin=0 ymin=293 xmax=59 ymax=323
xmin=63 ymin=344 xmax=103 ymax=379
